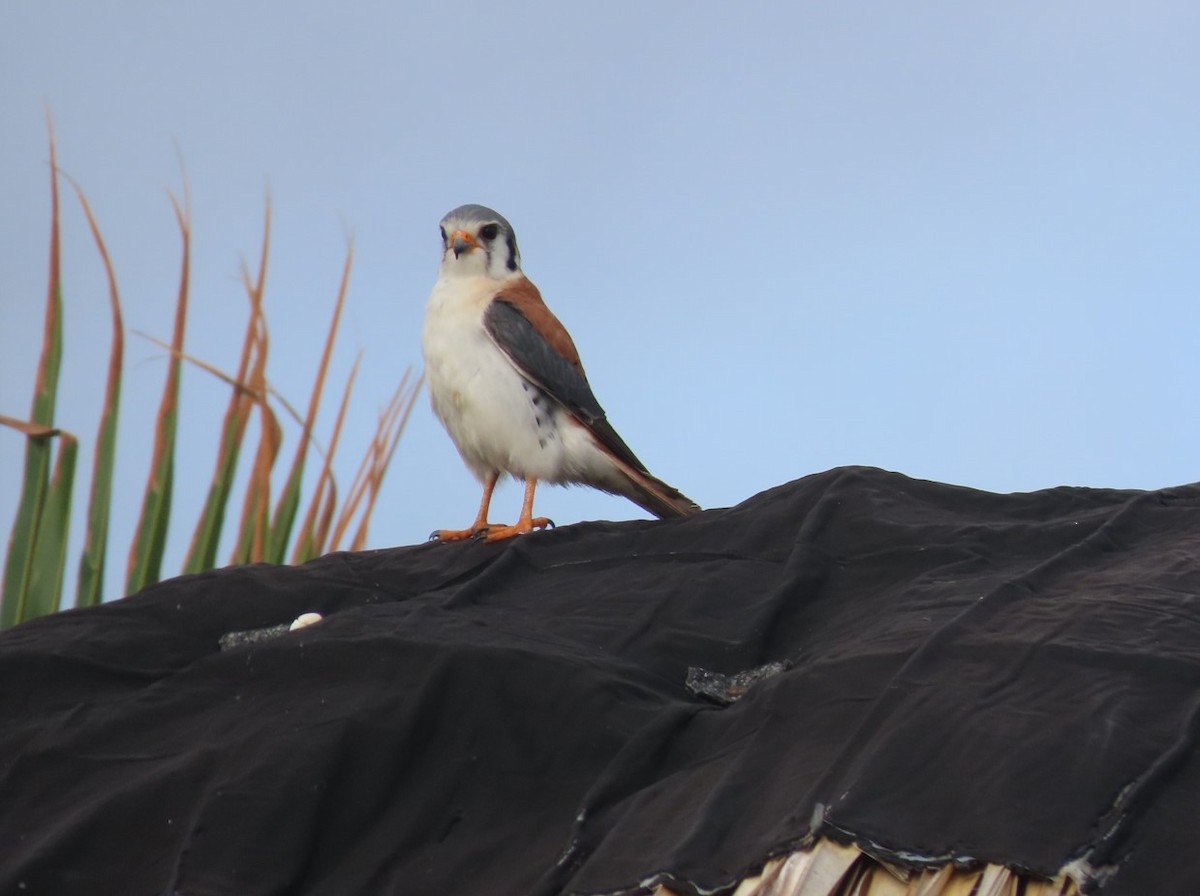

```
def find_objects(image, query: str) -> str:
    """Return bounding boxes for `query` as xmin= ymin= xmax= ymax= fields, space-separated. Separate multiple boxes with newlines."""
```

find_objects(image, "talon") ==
xmin=434 ymin=476 xmax=552 ymax=545
xmin=428 ymin=473 xmax=501 ymax=545
xmin=482 ymin=516 xmax=553 ymax=542
xmin=430 ymin=526 xmax=486 ymax=543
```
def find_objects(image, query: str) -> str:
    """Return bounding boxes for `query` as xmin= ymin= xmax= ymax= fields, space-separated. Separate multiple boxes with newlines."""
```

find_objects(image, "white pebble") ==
xmin=289 ymin=612 xmax=323 ymax=631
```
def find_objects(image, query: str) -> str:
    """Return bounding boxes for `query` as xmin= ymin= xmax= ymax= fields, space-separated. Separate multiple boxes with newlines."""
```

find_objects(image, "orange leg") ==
xmin=430 ymin=472 xmax=499 ymax=542
xmin=481 ymin=478 xmax=554 ymax=542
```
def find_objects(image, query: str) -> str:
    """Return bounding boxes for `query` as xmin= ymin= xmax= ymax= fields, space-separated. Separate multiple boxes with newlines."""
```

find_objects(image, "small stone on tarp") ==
xmin=218 ymin=623 xmax=291 ymax=651
xmin=218 ymin=612 xmax=323 ymax=651
xmin=685 ymin=661 xmax=788 ymax=704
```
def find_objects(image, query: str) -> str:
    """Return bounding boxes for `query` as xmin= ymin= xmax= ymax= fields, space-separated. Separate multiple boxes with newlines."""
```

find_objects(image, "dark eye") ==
xmin=439 ymin=226 xmax=447 ymax=244
xmin=479 ymin=223 xmax=499 ymax=241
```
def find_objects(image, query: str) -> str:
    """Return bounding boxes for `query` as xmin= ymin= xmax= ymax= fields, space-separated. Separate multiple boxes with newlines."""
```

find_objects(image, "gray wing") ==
xmin=483 ymin=299 xmax=651 ymax=475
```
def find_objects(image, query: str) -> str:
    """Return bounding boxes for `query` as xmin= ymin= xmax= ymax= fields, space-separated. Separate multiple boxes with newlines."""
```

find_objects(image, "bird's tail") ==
xmin=614 ymin=466 xmax=701 ymax=519
xmin=583 ymin=417 xmax=700 ymax=519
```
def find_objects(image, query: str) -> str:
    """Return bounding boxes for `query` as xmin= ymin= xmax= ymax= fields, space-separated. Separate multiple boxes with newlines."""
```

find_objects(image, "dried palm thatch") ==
xmin=651 ymin=840 xmax=1081 ymax=896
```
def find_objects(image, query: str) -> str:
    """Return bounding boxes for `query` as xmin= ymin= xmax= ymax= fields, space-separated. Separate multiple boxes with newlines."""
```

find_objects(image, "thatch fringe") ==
xmin=652 ymin=839 xmax=1082 ymax=896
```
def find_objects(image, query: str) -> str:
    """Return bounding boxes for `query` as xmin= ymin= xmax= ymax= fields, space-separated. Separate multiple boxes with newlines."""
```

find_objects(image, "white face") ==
xmin=438 ymin=218 xmax=520 ymax=280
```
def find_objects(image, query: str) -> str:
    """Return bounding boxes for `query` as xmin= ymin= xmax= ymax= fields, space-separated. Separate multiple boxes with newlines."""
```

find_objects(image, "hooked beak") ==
xmin=450 ymin=229 xmax=479 ymax=259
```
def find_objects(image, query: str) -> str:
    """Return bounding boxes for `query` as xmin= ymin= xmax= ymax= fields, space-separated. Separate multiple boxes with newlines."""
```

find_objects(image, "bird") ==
xmin=421 ymin=203 xmax=700 ymax=542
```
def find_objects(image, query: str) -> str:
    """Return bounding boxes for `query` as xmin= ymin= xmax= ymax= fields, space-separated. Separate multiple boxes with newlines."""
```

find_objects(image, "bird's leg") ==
xmin=430 ymin=472 xmax=500 ymax=542
xmin=482 ymin=478 xmax=554 ymax=542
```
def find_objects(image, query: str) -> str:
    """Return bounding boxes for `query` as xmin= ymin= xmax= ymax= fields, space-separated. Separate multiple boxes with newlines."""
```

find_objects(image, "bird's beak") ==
xmin=450 ymin=229 xmax=479 ymax=258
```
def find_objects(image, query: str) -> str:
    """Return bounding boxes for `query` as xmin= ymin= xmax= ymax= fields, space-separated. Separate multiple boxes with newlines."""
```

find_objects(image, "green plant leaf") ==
xmin=2 ymin=127 xmax=64 ymax=629
xmin=125 ymin=192 xmax=190 ymax=595
xmin=70 ymin=179 xmax=123 ymax=609
xmin=183 ymin=203 xmax=270 ymax=574
xmin=266 ymin=245 xmax=353 ymax=563
xmin=25 ymin=432 xmax=78 ymax=618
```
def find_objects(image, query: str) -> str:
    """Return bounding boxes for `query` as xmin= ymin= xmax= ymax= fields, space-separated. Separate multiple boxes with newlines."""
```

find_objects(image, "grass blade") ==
xmin=328 ymin=369 xmax=421 ymax=552
xmin=289 ymin=354 xmax=360 ymax=564
xmin=349 ymin=372 xmax=422 ymax=550
xmin=25 ymin=431 xmax=78 ymax=617
xmin=230 ymin=319 xmax=281 ymax=565
xmin=234 ymin=398 xmax=283 ymax=564
xmin=2 ymin=124 xmax=64 ymax=628
xmin=0 ymin=417 xmax=57 ymax=437
xmin=68 ymin=178 xmax=124 ymax=608
xmin=125 ymin=190 xmax=190 ymax=595
xmin=182 ymin=201 xmax=270 ymax=574
xmin=266 ymin=244 xmax=353 ymax=564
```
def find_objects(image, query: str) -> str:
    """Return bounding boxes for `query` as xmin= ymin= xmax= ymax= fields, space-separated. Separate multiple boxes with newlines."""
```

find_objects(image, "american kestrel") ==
xmin=422 ymin=204 xmax=700 ymax=542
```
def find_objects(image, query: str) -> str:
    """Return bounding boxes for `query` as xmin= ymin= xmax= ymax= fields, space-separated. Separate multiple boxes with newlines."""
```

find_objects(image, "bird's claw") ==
xmin=478 ymin=517 xmax=555 ymax=542
xmin=430 ymin=518 xmax=554 ymax=543
xmin=429 ymin=526 xmax=487 ymax=543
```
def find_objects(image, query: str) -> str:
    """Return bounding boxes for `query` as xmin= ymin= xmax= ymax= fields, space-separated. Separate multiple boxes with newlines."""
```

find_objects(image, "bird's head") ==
xmin=437 ymin=204 xmax=521 ymax=280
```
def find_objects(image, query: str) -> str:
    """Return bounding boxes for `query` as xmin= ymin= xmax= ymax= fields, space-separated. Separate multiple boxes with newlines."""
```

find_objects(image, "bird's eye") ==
xmin=480 ymin=223 xmax=500 ymax=241
xmin=439 ymin=226 xmax=447 ymax=245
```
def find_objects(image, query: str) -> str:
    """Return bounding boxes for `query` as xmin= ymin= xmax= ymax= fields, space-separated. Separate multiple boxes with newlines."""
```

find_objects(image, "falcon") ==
xmin=422 ymin=204 xmax=700 ymax=542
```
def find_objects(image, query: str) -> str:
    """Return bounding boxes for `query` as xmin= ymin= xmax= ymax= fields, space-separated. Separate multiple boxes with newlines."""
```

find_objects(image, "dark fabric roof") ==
xmin=2 ymin=466 xmax=1198 ymax=895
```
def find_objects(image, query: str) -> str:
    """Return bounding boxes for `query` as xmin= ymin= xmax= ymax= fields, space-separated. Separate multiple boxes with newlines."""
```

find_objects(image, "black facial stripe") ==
xmin=505 ymin=231 xmax=518 ymax=271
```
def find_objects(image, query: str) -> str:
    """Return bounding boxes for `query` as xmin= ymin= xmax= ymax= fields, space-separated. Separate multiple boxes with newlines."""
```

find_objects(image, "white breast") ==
xmin=422 ymin=275 xmax=571 ymax=483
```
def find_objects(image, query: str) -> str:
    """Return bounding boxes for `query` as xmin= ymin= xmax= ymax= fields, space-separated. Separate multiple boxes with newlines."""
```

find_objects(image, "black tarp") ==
xmin=2 ymin=466 xmax=1199 ymax=895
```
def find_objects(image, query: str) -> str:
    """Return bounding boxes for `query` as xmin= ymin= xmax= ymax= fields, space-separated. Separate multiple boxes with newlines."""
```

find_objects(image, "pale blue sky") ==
xmin=3 ymin=2 xmax=1198 ymax=600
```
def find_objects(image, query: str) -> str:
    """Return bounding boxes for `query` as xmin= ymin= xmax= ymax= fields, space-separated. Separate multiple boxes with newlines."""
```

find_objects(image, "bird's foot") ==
xmin=428 ymin=525 xmax=491 ymax=542
xmin=481 ymin=517 xmax=555 ymax=542
xmin=428 ymin=518 xmax=554 ymax=542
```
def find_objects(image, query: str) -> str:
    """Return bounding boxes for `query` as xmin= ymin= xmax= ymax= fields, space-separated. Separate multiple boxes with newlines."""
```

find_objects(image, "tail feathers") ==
xmin=627 ymin=473 xmax=701 ymax=519
xmin=576 ymin=416 xmax=700 ymax=519
xmin=612 ymin=463 xmax=701 ymax=520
